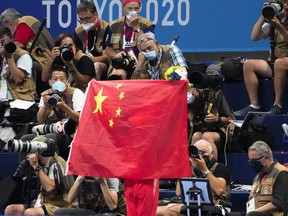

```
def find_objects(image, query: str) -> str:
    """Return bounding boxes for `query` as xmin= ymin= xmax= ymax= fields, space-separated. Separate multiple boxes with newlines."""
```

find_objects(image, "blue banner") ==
xmin=0 ymin=0 xmax=269 ymax=52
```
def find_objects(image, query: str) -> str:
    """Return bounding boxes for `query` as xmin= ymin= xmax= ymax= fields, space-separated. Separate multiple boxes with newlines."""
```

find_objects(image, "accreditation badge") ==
xmin=246 ymin=197 xmax=255 ymax=213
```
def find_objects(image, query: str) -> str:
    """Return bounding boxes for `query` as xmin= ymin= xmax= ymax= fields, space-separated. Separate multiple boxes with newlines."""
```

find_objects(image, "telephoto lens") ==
xmin=59 ymin=44 xmax=74 ymax=61
xmin=1 ymin=40 xmax=16 ymax=53
xmin=189 ymin=145 xmax=200 ymax=159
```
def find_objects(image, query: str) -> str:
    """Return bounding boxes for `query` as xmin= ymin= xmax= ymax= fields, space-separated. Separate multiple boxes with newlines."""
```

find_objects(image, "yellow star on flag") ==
xmin=116 ymin=107 xmax=122 ymax=116
xmin=115 ymin=83 xmax=123 ymax=90
xmin=119 ymin=91 xmax=125 ymax=100
xmin=109 ymin=118 xmax=114 ymax=128
xmin=93 ymin=87 xmax=108 ymax=114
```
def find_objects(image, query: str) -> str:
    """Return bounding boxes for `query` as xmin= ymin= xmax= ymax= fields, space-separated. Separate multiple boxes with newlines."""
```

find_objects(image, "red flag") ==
xmin=67 ymin=79 xmax=191 ymax=179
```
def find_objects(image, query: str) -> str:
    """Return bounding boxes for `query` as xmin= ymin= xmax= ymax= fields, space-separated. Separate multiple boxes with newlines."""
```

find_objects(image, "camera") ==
xmin=31 ymin=118 xmax=76 ymax=136
xmin=111 ymin=53 xmax=136 ymax=72
xmin=47 ymin=90 xmax=63 ymax=106
xmin=189 ymin=145 xmax=200 ymax=159
xmin=189 ymin=72 xmax=223 ymax=89
xmin=262 ymin=1 xmax=283 ymax=20
xmin=1 ymin=39 xmax=16 ymax=54
xmin=7 ymin=138 xmax=57 ymax=157
xmin=59 ymin=44 xmax=74 ymax=61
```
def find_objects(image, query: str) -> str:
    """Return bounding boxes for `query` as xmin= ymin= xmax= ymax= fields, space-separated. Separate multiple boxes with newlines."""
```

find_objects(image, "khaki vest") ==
xmin=109 ymin=16 xmax=155 ymax=51
xmin=41 ymin=87 xmax=76 ymax=124
xmin=274 ymin=18 xmax=288 ymax=58
xmin=42 ymin=155 xmax=74 ymax=215
xmin=7 ymin=48 xmax=36 ymax=101
xmin=75 ymin=18 xmax=108 ymax=55
xmin=249 ymin=162 xmax=288 ymax=216
xmin=18 ymin=16 xmax=54 ymax=71
xmin=142 ymin=45 xmax=172 ymax=80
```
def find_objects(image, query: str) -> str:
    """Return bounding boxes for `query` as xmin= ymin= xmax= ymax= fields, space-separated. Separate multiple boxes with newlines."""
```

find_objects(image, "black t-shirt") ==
xmin=212 ymin=162 xmax=231 ymax=186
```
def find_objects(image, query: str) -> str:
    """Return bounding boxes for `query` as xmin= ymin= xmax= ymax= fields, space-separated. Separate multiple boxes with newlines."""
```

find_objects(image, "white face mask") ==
xmin=81 ymin=23 xmax=95 ymax=32
xmin=126 ymin=11 xmax=138 ymax=20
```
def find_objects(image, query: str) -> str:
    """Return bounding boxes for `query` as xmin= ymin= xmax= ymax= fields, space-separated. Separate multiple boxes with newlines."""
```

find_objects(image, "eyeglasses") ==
xmin=248 ymin=156 xmax=264 ymax=163
xmin=77 ymin=15 xmax=93 ymax=23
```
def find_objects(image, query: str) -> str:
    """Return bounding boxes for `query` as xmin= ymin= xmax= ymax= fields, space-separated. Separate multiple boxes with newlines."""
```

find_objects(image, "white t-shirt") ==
xmin=39 ymin=87 xmax=85 ymax=112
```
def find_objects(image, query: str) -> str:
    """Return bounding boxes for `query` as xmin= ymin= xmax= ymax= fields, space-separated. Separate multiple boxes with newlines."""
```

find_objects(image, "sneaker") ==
xmin=267 ymin=104 xmax=283 ymax=115
xmin=282 ymin=123 xmax=288 ymax=137
xmin=234 ymin=106 xmax=261 ymax=116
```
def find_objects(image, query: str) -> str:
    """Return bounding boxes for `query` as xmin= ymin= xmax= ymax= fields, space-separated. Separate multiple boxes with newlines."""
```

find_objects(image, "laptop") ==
xmin=179 ymin=178 xmax=213 ymax=206
xmin=229 ymin=111 xmax=267 ymax=130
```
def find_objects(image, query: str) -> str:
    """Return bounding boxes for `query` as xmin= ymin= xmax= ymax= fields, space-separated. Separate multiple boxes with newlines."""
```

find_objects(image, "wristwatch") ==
xmin=202 ymin=170 xmax=210 ymax=178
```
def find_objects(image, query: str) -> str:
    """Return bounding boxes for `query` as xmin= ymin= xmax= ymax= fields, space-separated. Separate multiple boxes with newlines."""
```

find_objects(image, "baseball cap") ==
xmin=123 ymin=0 xmax=141 ymax=5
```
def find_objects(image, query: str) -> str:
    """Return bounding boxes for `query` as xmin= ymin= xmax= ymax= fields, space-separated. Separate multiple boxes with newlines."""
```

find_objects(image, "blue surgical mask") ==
xmin=52 ymin=81 xmax=66 ymax=92
xmin=126 ymin=11 xmax=138 ymax=20
xmin=142 ymin=50 xmax=157 ymax=61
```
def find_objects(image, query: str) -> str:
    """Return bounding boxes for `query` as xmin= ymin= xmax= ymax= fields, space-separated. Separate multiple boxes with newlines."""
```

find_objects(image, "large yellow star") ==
xmin=116 ymin=107 xmax=122 ymax=116
xmin=93 ymin=87 xmax=108 ymax=114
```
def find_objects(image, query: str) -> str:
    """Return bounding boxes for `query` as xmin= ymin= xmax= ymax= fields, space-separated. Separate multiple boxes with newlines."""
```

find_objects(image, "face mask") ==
xmin=202 ymin=155 xmax=211 ymax=165
xmin=142 ymin=50 xmax=157 ymax=61
xmin=81 ymin=23 xmax=95 ymax=32
xmin=52 ymin=81 xmax=66 ymax=92
xmin=249 ymin=160 xmax=264 ymax=173
xmin=126 ymin=11 xmax=138 ymax=20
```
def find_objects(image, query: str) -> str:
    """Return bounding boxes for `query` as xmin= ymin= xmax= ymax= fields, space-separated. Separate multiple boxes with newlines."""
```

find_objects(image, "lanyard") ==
xmin=85 ymin=19 xmax=100 ymax=54
xmin=255 ymin=173 xmax=268 ymax=194
xmin=123 ymin=22 xmax=135 ymax=50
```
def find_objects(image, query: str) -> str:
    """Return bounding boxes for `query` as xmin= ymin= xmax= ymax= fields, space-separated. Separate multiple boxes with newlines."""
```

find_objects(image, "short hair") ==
xmin=248 ymin=141 xmax=273 ymax=160
xmin=194 ymin=139 xmax=213 ymax=154
xmin=137 ymin=32 xmax=157 ymax=50
xmin=49 ymin=58 xmax=68 ymax=79
xmin=0 ymin=8 xmax=21 ymax=23
xmin=54 ymin=33 xmax=74 ymax=47
xmin=76 ymin=0 xmax=97 ymax=15
xmin=0 ymin=26 xmax=13 ymax=39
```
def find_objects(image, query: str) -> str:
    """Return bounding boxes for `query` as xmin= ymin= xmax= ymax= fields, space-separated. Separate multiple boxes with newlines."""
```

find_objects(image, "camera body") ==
xmin=8 ymin=138 xmax=56 ymax=157
xmin=1 ymin=39 xmax=16 ymax=54
xmin=111 ymin=53 xmax=136 ymax=72
xmin=59 ymin=44 xmax=74 ymax=61
xmin=189 ymin=71 xmax=223 ymax=89
xmin=262 ymin=1 xmax=283 ymax=20
xmin=48 ymin=90 xmax=63 ymax=106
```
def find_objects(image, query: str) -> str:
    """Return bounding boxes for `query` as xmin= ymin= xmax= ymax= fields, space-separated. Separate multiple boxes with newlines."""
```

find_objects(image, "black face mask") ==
xmin=202 ymin=155 xmax=211 ymax=165
xmin=249 ymin=160 xmax=264 ymax=173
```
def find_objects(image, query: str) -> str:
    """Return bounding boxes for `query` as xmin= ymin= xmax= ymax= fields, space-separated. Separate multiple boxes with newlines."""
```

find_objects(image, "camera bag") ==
xmin=220 ymin=57 xmax=244 ymax=82
xmin=228 ymin=123 xmax=273 ymax=152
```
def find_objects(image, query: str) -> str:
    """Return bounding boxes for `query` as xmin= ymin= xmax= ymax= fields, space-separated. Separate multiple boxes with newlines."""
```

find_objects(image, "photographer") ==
xmin=21 ymin=63 xmax=85 ymax=160
xmin=234 ymin=0 xmax=288 ymax=115
xmin=54 ymin=176 xmax=126 ymax=216
xmin=132 ymin=32 xmax=188 ymax=80
xmin=190 ymin=79 xmax=235 ymax=161
xmin=42 ymin=33 xmax=95 ymax=93
xmin=74 ymin=1 xmax=110 ymax=81
xmin=0 ymin=26 xmax=37 ymax=143
xmin=156 ymin=139 xmax=231 ymax=216
xmin=5 ymin=136 xmax=74 ymax=215
xmin=105 ymin=0 xmax=155 ymax=78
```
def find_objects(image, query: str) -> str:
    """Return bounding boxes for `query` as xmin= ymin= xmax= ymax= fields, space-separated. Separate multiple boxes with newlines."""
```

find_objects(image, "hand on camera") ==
xmin=115 ymin=51 xmax=127 ymax=59
xmin=190 ymin=154 xmax=207 ymax=172
xmin=52 ymin=47 xmax=61 ymax=60
xmin=26 ymin=153 xmax=39 ymax=169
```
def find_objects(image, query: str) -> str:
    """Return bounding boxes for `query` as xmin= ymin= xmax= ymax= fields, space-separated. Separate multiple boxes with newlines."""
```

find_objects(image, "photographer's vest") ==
xmin=41 ymin=155 xmax=75 ymax=215
xmin=41 ymin=87 xmax=76 ymax=124
xmin=249 ymin=162 xmax=287 ymax=216
xmin=274 ymin=18 xmax=288 ymax=58
xmin=209 ymin=162 xmax=230 ymax=205
xmin=75 ymin=18 xmax=108 ymax=56
xmin=18 ymin=16 xmax=54 ymax=71
xmin=7 ymin=48 xmax=36 ymax=101
xmin=109 ymin=16 xmax=154 ymax=51
xmin=143 ymin=45 xmax=172 ymax=80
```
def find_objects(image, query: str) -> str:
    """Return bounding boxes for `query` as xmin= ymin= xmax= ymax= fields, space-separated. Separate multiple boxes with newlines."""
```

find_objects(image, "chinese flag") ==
xmin=67 ymin=79 xmax=191 ymax=179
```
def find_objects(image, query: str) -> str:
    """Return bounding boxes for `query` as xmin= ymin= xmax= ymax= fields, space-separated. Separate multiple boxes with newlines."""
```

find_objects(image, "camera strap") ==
xmin=53 ymin=162 xmax=64 ymax=194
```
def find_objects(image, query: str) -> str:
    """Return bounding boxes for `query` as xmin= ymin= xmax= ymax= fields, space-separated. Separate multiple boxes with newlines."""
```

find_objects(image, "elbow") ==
xmin=43 ymin=185 xmax=55 ymax=193
xmin=108 ymin=203 xmax=118 ymax=211
xmin=214 ymin=187 xmax=226 ymax=197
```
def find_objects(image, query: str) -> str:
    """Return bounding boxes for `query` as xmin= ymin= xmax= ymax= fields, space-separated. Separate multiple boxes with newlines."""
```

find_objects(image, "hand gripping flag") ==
xmin=68 ymin=79 xmax=192 ymax=179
